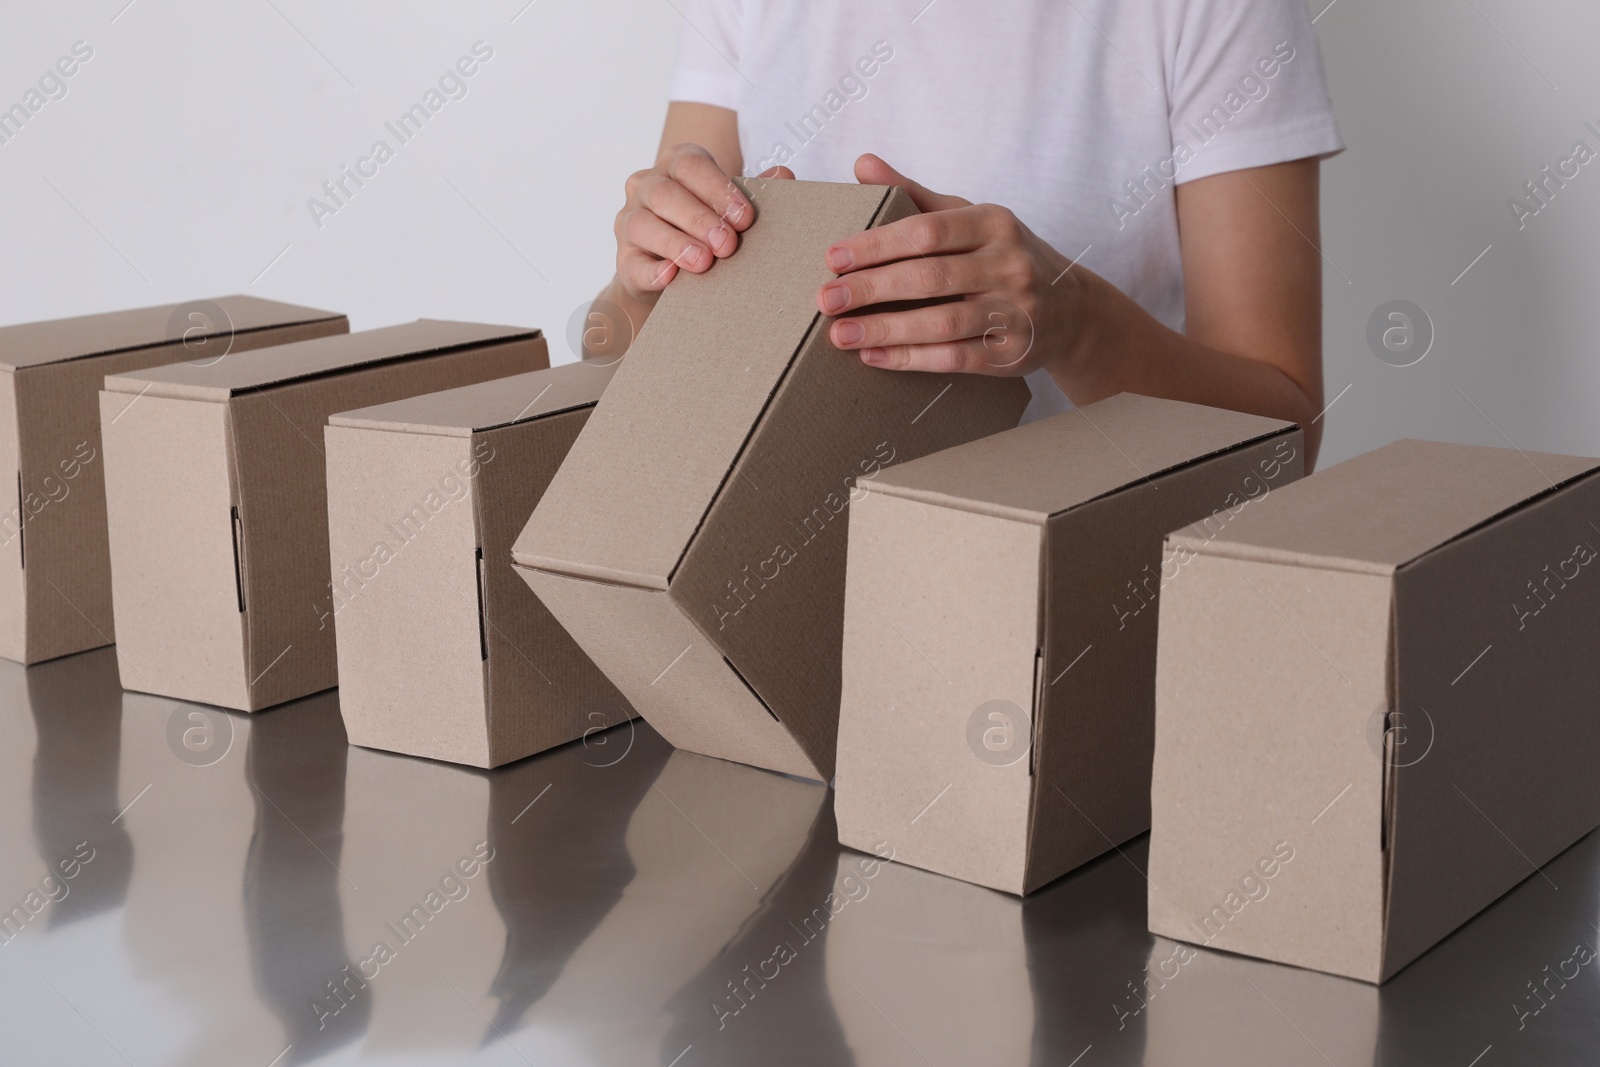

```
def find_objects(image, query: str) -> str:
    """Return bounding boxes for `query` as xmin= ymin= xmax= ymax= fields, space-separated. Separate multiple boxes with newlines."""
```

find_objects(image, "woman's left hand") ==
xmin=817 ymin=154 xmax=1092 ymax=376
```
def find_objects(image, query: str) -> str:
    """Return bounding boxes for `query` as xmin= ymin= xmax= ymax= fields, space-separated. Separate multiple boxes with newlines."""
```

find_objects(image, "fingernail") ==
xmin=861 ymin=348 xmax=888 ymax=365
xmin=821 ymin=285 xmax=849 ymax=313
xmin=725 ymin=201 xmax=747 ymax=225
xmin=709 ymin=224 xmax=732 ymax=253
xmin=834 ymin=321 xmax=864 ymax=346
xmin=682 ymin=245 xmax=707 ymax=269
xmin=827 ymin=246 xmax=854 ymax=271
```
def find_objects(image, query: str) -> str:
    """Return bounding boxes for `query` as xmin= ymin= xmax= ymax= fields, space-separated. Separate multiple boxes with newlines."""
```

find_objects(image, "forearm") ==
xmin=1053 ymin=270 xmax=1323 ymax=465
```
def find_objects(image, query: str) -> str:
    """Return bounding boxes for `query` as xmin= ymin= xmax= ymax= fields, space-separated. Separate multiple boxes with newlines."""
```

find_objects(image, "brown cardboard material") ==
xmin=0 ymin=295 xmax=347 ymax=664
xmin=100 ymin=320 xmax=547 ymax=712
xmin=326 ymin=360 xmax=634 ymax=768
xmin=512 ymin=178 xmax=1031 ymax=781
xmin=834 ymin=393 xmax=1304 ymax=894
xmin=1147 ymin=438 xmax=1600 ymax=983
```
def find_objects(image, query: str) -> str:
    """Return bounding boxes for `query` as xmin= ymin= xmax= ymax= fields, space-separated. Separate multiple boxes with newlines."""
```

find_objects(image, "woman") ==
xmin=590 ymin=0 xmax=1343 ymax=463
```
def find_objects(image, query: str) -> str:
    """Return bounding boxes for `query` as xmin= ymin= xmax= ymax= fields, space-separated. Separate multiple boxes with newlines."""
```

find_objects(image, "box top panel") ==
xmin=104 ymin=319 xmax=539 ymax=401
xmin=1171 ymin=437 xmax=1600 ymax=572
xmin=867 ymin=393 xmax=1294 ymax=523
xmin=328 ymin=359 xmax=615 ymax=437
xmin=0 ymin=294 xmax=342 ymax=372
xmin=512 ymin=178 xmax=898 ymax=587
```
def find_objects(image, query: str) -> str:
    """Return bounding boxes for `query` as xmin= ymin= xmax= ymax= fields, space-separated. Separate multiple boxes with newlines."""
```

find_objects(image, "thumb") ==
xmin=854 ymin=153 xmax=968 ymax=211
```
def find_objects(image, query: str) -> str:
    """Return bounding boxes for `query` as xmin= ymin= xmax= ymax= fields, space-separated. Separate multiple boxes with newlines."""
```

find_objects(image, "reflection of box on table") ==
xmin=101 ymin=320 xmax=546 ymax=712
xmin=327 ymin=361 xmax=633 ymax=768
xmin=0 ymin=295 xmax=346 ymax=664
xmin=835 ymin=394 xmax=1302 ymax=894
xmin=514 ymin=179 xmax=1029 ymax=781
xmin=1149 ymin=438 xmax=1600 ymax=982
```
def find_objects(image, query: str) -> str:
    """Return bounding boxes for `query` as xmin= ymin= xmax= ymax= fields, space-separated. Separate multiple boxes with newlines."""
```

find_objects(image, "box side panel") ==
xmin=1148 ymin=553 xmax=1390 ymax=983
xmin=515 ymin=182 xmax=893 ymax=587
xmin=518 ymin=567 xmax=821 ymax=780
xmin=674 ymin=333 xmax=1030 ymax=778
xmin=0 ymin=372 xmax=19 ymax=660
xmin=1383 ymin=472 xmax=1600 ymax=978
xmin=230 ymin=338 xmax=544 ymax=710
xmin=10 ymin=320 xmax=345 ymax=665
xmin=1025 ymin=432 xmax=1305 ymax=892
xmin=474 ymin=413 xmax=634 ymax=768
xmin=834 ymin=490 xmax=1040 ymax=894
xmin=325 ymin=425 xmax=488 ymax=765
xmin=99 ymin=391 xmax=248 ymax=707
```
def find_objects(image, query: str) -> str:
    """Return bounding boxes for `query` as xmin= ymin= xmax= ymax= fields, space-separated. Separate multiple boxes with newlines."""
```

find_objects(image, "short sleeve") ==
xmin=1167 ymin=0 xmax=1344 ymax=184
xmin=667 ymin=0 xmax=745 ymax=112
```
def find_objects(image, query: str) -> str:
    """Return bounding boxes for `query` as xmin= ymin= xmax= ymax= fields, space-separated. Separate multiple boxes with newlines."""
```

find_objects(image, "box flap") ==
xmin=1170 ymin=438 xmax=1600 ymax=574
xmin=0 ymin=295 xmax=343 ymax=371
xmin=329 ymin=359 xmax=615 ymax=438
xmin=869 ymin=394 xmax=1294 ymax=524
xmin=512 ymin=179 xmax=896 ymax=588
xmin=104 ymin=320 xmax=540 ymax=401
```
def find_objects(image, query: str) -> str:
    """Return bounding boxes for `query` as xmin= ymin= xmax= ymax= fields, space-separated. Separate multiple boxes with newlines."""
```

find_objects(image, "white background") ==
xmin=1 ymin=0 xmax=1596 ymax=467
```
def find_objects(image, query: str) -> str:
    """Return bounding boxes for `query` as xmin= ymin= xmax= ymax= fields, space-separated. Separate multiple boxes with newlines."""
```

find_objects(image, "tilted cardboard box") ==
xmin=326 ymin=361 xmax=634 ymax=768
xmin=0 ymin=295 xmax=347 ymax=664
xmin=513 ymin=179 xmax=1030 ymax=781
xmin=100 ymin=320 xmax=547 ymax=712
xmin=834 ymin=394 xmax=1303 ymax=894
xmin=1148 ymin=438 xmax=1600 ymax=982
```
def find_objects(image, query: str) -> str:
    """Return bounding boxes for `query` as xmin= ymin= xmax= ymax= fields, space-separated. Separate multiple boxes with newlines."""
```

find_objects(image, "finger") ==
xmin=636 ymin=176 xmax=739 ymax=258
xmin=826 ymin=206 xmax=989 ymax=273
xmin=817 ymin=253 xmax=985 ymax=315
xmin=661 ymin=143 xmax=755 ymax=231
xmin=623 ymin=208 xmax=715 ymax=272
xmin=757 ymin=165 xmax=796 ymax=180
xmin=853 ymin=153 xmax=969 ymax=212
xmin=618 ymin=248 xmax=678 ymax=294
xmin=829 ymin=299 xmax=996 ymax=352
xmin=859 ymin=338 xmax=1001 ymax=375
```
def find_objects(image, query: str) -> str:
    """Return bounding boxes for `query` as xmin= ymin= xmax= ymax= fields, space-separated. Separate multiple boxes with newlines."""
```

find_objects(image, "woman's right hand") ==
xmin=613 ymin=143 xmax=787 ymax=301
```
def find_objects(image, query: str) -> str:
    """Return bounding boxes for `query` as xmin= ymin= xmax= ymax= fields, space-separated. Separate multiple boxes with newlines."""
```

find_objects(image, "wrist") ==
xmin=1044 ymin=263 xmax=1113 ymax=391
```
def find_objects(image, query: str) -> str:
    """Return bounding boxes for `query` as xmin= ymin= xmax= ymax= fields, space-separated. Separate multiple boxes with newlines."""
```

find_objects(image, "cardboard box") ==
xmin=1148 ymin=438 xmax=1600 ymax=982
xmin=100 ymin=320 xmax=547 ymax=712
xmin=0 ymin=295 xmax=347 ymax=664
xmin=512 ymin=179 xmax=1030 ymax=781
xmin=833 ymin=393 xmax=1303 ymax=894
xmin=325 ymin=360 xmax=634 ymax=768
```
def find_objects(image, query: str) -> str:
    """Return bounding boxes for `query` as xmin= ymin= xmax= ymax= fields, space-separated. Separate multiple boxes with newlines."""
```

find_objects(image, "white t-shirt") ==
xmin=668 ymin=0 xmax=1344 ymax=421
